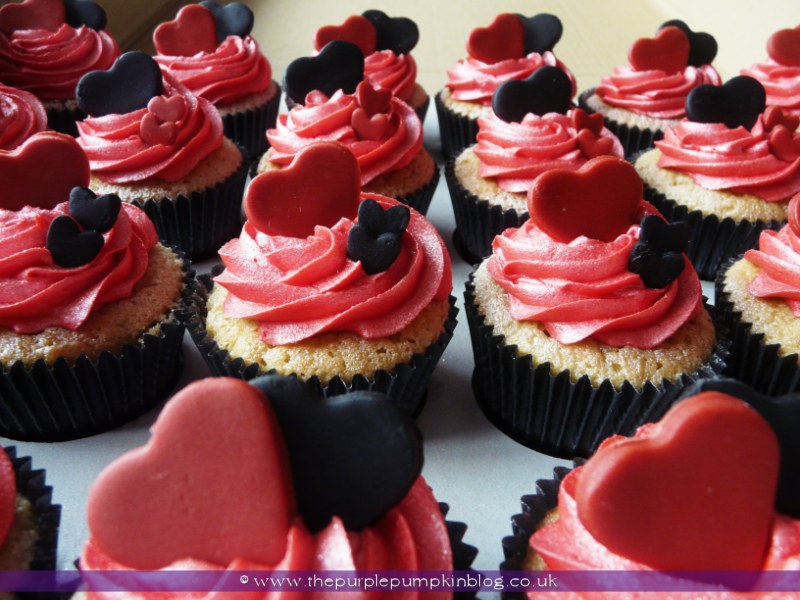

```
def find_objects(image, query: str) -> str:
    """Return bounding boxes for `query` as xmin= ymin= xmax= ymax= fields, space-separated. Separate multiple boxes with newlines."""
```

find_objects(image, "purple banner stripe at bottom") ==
xmin=4 ymin=570 xmax=800 ymax=593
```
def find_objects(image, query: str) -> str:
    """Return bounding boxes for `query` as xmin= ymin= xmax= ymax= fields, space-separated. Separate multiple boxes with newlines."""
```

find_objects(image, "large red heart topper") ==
xmin=86 ymin=378 xmax=296 ymax=569
xmin=0 ymin=132 xmax=89 ymax=211
xmin=245 ymin=142 xmax=361 ymax=238
xmin=0 ymin=0 xmax=64 ymax=36
xmin=576 ymin=392 xmax=779 ymax=571
xmin=467 ymin=13 xmax=525 ymax=64
xmin=528 ymin=156 xmax=643 ymax=243
xmin=767 ymin=25 xmax=800 ymax=67
xmin=628 ymin=25 xmax=690 ymax=74
xmin=153 ymin=4 xmax=218 ymax=57
xmin=314 ymin=15 xmax=377 ymax=57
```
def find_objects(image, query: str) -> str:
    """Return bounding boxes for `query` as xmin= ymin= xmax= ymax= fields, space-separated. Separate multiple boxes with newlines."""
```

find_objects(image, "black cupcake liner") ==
xmin=715 ymin=257 xmax=800 ymax=395
xmin=641 ymin=181 xmax=783 ymax=281
xmin=0 ymin=254 xmax=193 ymax=442
xmin=444 ymin=157 xmax=527 ymax=264
xmin=464 ymin=275 xmax=729 ymax=459
xmin=578 ymin=89 xmax=663 ymax=159
xmin=435 ymin=90 xmax=479 ymax=159
xmin=221 ymin=82 xmax=281 ymax=162
xmin=45 ymin=105 xmax=84 ymax=138
xmin=179 ymin=270 xmax=458 ymax=418
xmin=414 ymin=94 xmax=430 ymax=124
xmin=132 ymin=150 xmax=248 ymax=261
xmin=440 ymin=502 xmax=479 ymax=580
xmin=393 ymin=163 xmax=440 ymax=215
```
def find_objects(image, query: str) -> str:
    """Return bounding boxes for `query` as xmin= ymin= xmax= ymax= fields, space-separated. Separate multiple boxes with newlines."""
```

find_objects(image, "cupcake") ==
xmin=263 ymin=41 xmax=438 ymax=214
xmin=184 ymin=142 xmax=456 ymax=417
xmin=0 ymin=83 xmax=47 ymax=150
xmin=0 ymin=0 xmax=120 ymax=136
xmin=634 ymin=76 xmax=800 ymax=280
xmin=579 ymin=20 xmax=721 ymax=157
xmin=75 ymin=51 xmax=247 ymax=260
xmin=76 ymin=376 xmax=476 ymax=596
xmin=0 ymin=131 xmax=189 ymax=441
xmin=465 ymin=156 xmax=726 ymax=458
xmin=445 ymin=65 xmax=624 ymax=263
xmin=504 ymin=390 xmax=800 ymax=598
xmin=716 ymin=194 xmax=800 ymax=395
xmin=436 ymin=12 xmax=575 ymax=158
xmin=313 ymin=10 xmax=429 ymax=121
xmin=153 ymin=1 xmax=281 ymax=160
xmin=742 ymin=25 xmax=800 ymax=118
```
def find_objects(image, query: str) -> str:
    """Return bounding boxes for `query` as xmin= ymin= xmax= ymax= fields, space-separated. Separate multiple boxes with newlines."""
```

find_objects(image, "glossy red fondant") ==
xmin=0 ymin=0 xmax=64 ymax=35
xmin=576 ymin=128 xmax=615 ymax=159
xmin=139 ymin=113 xmax=177 ymax=146
xmin=769 ymin=125 xmax=800 ymax=162
xmin=147 ymin=95 xmax=187 ymax=122
xmin=314 ymin=15 xmax=376 ymax=57
xmin=767 ymin=25 xmax=800 ymax=67
xmin=356 ymin=80 xmax=391 ymax=116
xmin=467 ymin=13 xmax=525 ymax=64
xmin=153 ymin=4 xmax=217 ymax=58
xmin=572 ymin=108 xmax=604 ymax=136
xmin=351 ymin=107 xmax=389 ymax=140
xmin=628 ymin=26 xmax=690 ymax=75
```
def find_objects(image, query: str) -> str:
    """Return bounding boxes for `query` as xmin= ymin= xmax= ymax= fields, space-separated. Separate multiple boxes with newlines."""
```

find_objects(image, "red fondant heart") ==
xmin=789 ymin=193 xmax=800 ymax=237
xmin=140 ymin=113 xmax=177 ymax=146
xmin=763 ymin=106 xmax=800 ymax=132
xmin=0 ymin=449 xmax=16 ymax=547
xmin=0 ymin=0 xmax=64 ymax=36
xmin=528 ymin=156 xmax=642 ymax=242
xmin=246 ymin=142 xmax=360 ymax=237
xmin=628 ymin=25 xmax=690 ymax=74
xmin=576 ymin=392 xmax=779 ymax=571
xmin=576 ymin=129 xmax=614 ymax=159
xmin=352 ymin=107 xmax=389 ymax=141
xmin=768 ymin=26 xmax=800 ymax=67
xmin=315 ymin=15 xmax=376 ymax=57
xmin=572 ymin=108 xmax=604 ymax=136
xmin=0 ymin=132 xmax=89 ymax=211
xmin=467 ymin=13 xmax=525 ymax=64
xmin=769 ymin=125 xmax=800 ymax=162
xmin=86 ymin=378 xmax=296 ymax=569
xmin=147 ymin=95 xmax=186 ymax=123
xmin=356 ymin=81 xmax=391 ymax=116
xmin=153 ymin=4 xmax=217 ymax=57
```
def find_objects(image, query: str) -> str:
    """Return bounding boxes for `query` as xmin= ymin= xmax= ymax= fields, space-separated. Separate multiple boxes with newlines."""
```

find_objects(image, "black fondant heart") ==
xmin=347 ymin=225 xmax=403 ymax=275
xmin=679 ymin=378 xmax=800 ymax=518
xmin=638 ymin=214 xmax=690 ymax=253
xmin=686 ymin=76 xmax=766 ymax=130
xmin=199 ymin=0 xmax=253 ymax=43
xmin=628 ymin=216 xmax=689 ymax=289
xmin=357 ymin=198 xmax=410 ymax=236
xmin=515 ymin=13 xmax=563 ymax=54
xmin=249 ymin=375 xmax=423 ymax=533
xmin=68 ymin=186 xmax=120 ymax=233
xmin=64 ymin=0 xmax=106 ymax=30
xmin=659 ymin=19 xmax=717 ymax=66
xmin=283 ymin=41 xmax=364 ymax=105
xmin=76 ymin=51 xmax=163 ymax=117
xmin=46 ymin=215 xmax=104 ymax=268
xmin=362 ymin=9 xmax=418 ymax=55
xmin=492 ymin=65 xmax=572 ymax=123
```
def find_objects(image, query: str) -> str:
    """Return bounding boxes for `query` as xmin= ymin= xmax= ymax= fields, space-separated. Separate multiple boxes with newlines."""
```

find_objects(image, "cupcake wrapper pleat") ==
xmin=133 ymin=153 xmax=248 ymax=261
xmin=444 ymin=158 xmax=527 ymax=264
xmin=179 ymin=271 xmax=458 ymax=418
xmin=464 ymin=276 xmax=728 ymax=459
xmin=46 ymin=105 xmax=84 ymax=138
xmin=642 ymin=182 xmax=782 ymax=281
xmin=222 ymin=83 xmax=282 ymax=161
xmin=439 ymin=502 xmax=479 ymax=575
xmin=715 ymin=258 xmax=800 ymax=395
xmin=435 ymin=91 xmax=479 ymax=159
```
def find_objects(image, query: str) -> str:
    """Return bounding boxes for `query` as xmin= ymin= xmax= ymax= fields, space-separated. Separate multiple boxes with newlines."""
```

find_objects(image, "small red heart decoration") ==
xmin=467 ymin=13 xmax=525 ymax=64
xmin=86 ymin=378 xmax=296 ymax=569
xmin=576 ymin=392 xmax=779 ymax=571
xmin=315 ymin=15 xmax=377 ymax=57
xmin=576 ymin=129 xmax=614 ymax=159
xmin=0 ymin=132 xmax=89 ymax=211
xmin=356 ymin=81 xmax=391 ymax=116
xmin=153 ymin=4 xmax=218 ymax=57
xmin=140 ymin=113 xmax=177 ymax=146
xmin=528 ymin=156 xmax=642 ymax=243
xmin=572 ymin=108 xmax=604 ymax=136
xmin=767 ymin=25 xmax=800 ymax=67
xmin=789 ymin=193 xmax=800 ymax=237
xmin=147 ymin=95 xmax=186 ymax=123
xmin=768 ymin=125 xmax=800 ymax=162
xmin=763 ymin=106 xmax=800 ymax=132
xmin=246 ymin=142 xmax=360 ymax=237
xmin=0 ymin=0 xmax=64 ymax=36
xmin=352 ymin=107 xmax=389 ymax=141
xmin=628 ymin=25 xmax=690 ymax=74
xmin=0 ymin=449 xmax=16 ymax=547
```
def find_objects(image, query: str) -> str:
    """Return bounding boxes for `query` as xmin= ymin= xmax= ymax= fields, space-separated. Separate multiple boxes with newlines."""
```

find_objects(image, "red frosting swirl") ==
xmin=745 ymin=221 xmax=800 ymax=315
xmin=742 ymin=60 xmax=800 ymax=117
xmin=472 ymin=110 xmax=624 ymax=193
xmin=656 ymin=118 xmax=800 ymax=201
xmin=266 ymin=91 xmax=422 ymax=186
xmin=596 ymin=64 xmax=721 ymax=119
xmin=76 ymin=73 xmax=223 ymax=184
xmin=486 ymin=215 xmax=702 ymax=348
xmin=446 ymin=51 xmax=576 ymax=107
xmin=0 ymin=24 xmax=119 ymax=100
xmin=0 ymin=83 xmax=46 ymax=150
xmin=215 ymin=195 xmax=451 ymax=345
xmin=0 ymin=202 xmax=157 ymax=333
xmin=154 ymin=35 xmax=272 ymax=106
xmin=364 ymin=49 xmax=417 ymax=102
